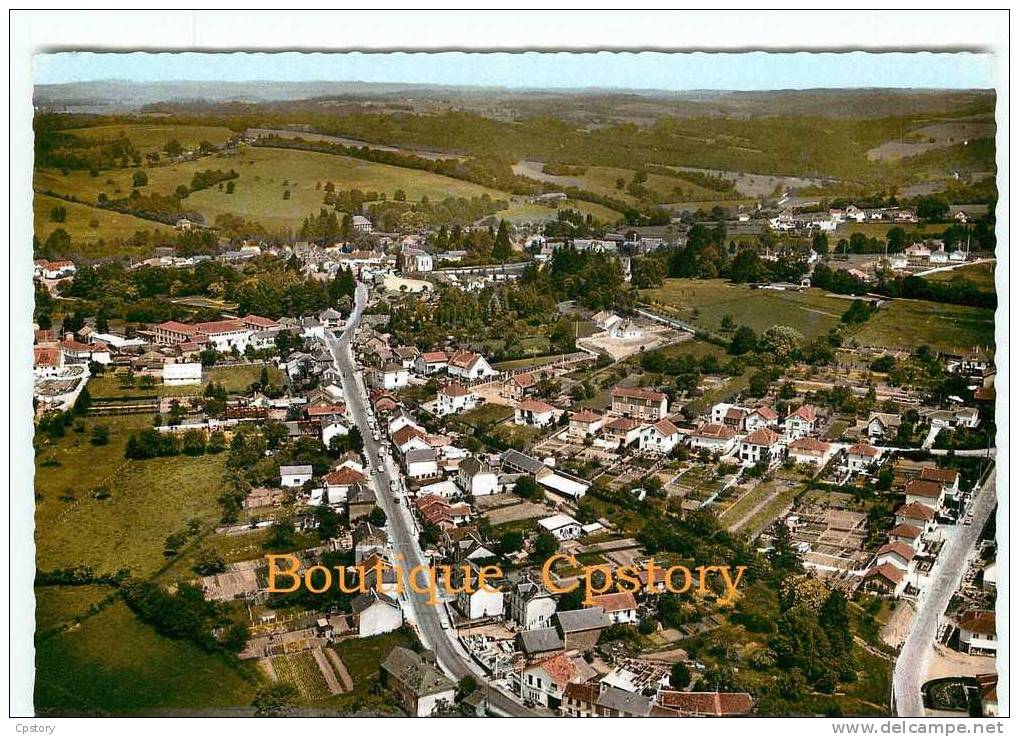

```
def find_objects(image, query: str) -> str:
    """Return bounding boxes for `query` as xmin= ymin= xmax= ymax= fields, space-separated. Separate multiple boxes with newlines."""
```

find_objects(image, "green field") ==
xmin=923 ymin=260 xmax=996 ymax=291
xmin=35 ymin=411 xmax=229 ymax=578
xmin=855 ymin=299 xmax=995 ymax=354
xmin=36 ymin=145 xmax=510 ymax=233
xmin=501 ymin=199 xmax=622 ymax=223
xmin=35 ymin=584 xmax=115 ymax=632
xmin=34 ymin=193 xmax=172 ymax=247
xmin=641 ymin=279 xmax=849 ymax=339
xmin=35 ymin=601 xmax=260 ymax=715
xmin=70 ymin=124 xmax=235 ymax=156
xmin=87 ymin=363 xmax=279 ymax=399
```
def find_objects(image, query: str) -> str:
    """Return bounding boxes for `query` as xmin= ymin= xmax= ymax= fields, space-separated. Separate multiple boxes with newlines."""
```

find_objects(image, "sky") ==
xmin=34 ymin=51 xmax=995 ymax=90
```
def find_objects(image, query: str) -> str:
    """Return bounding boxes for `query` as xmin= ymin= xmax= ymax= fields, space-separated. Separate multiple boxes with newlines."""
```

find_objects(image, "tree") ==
xmin=670 ymin=661 xmax=692 ymax=690
xmin=760 ymin=325 xmax=804 ymax=361
xmin=729 ymin=325 xmax=758 ymax=355
xmin=72 ymin=386 xmax=92 ymax=416
xmin=513 ymin=476 xmax=543 ymax=502
xmin=282 ymin=189 xmax=291 ymax=201
xmin=193 ymin=547 xmax=226 ymax=576
xmin=253 ymin=684 xmax=297 ymax=717
xmin=499 ymin=531 xmax=524 ymax=556
xmin=811 ymin=231 xmax=829 ymax=255
xmin=50 ymin=205 xmax=67 ymax=223
xmin=132 ymin=170 xmax=149 ymax=188
xmin=225 ymin=180 xmax=235 ymax=194
xmin=531 ymin=532 xmax=558 ymax=562
xmin=456 ymin=675 xmax=478 ymax=701
xmin=393 ymin=188 xmax=407 ymax=202
xmin=89 ymin=424 xmax=110 ymax=446
xmin=819 ymin=590 xmax=853 ymax=656
xmin=368 ymin=506 xmax=388 ymax=527
xmin=163 ymin=139 xmax=183 ymax=157
xmin=492 ymin=219 xmax=512 ymax=262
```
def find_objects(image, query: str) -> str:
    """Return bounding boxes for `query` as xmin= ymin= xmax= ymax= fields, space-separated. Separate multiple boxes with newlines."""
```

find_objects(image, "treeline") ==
xmin=643 ymin=164 xmax=737 ymax=193
xmin=368 ymin=193 xmax=509 ymax=231
xmin=121 ymin=580 xmax=248 ymax=653
xmin=125 ymin=428 xmax=227 ymax=459
xmin=253 ymin=135 xmax=628 ymax=221
xmin=188 ymin=168 xmax=239 ymax=194
xmin=34 ymin=117 xmax=141 ymax=171
xmin=811 ymin=263 xmax=996 ymax=308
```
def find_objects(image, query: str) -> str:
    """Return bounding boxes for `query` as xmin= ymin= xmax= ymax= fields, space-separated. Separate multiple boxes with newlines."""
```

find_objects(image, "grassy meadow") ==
xmin=641 ymin=279 xmax=849 ymax=339
xmin=854 ymin=299 xmax=995 ymax=354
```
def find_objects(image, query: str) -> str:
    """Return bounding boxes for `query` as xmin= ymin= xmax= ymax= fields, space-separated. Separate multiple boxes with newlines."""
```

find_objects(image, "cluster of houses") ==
xmin=861 ymin=465 xmax=963 ymax=598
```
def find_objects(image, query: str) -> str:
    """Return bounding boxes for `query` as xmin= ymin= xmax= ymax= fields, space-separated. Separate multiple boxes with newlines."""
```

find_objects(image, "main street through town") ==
xmin=326 ymin=282 xmax=539 ymax=717
xmin=892 ymin=466 xmax=997 ymax=716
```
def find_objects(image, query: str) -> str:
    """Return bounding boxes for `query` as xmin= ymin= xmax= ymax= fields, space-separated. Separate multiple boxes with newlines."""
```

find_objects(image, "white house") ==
xmin=388 ymin=410 xmax=423 ymax=437
xmin=457 ymin=456 xmax=499 ymax=497
xmin=401 ymin=247 xmax=433 ymax=273
xmin=280 ymin=464 xmax=313 ymax=488
xmin=846 ymin=442 xmax=882 ymax=473
xmin=639 ymin=418 xmax=681 ymax=455
xmin=589 ymin=592 xmax=639 ymax=624
xmin=447 ymin=350 xmax=497 ymax=380
xmin=381 ymin=647 xmax=455 ymax=718
xmin=515 ymin=399 xmax=556 ymax=427
xmin=352 ymin=590 xmax=403 ymax=638
xmin=371 ymin=362 xmax=410 ymax=391
xmin=322 ymin=465 xmax=367 ymax=504
xmin=904 ymin=478 xmax=945 ymax=511
xmin=738 ymin=428 xmax=783 ymax=465
xmin=321 ymin=419 xmax=350 ymax=448
xmin=456 ymin=561 xmax=505 ymax=620
xmin=784 ymin=404 xmax=818 ymax=440
xmin=958 ymin=611 xmax=996 ymax=655
xmin=403 ymin=448 xmax=439 ymax=479
xmin=507 ymin=579 xmax=557 ymax=630
xmin=568 ymin=409 xmax=604 ymax=439
xmin=162 ymin=362 xmax=203 ymax=386
xmin=744 ymin=406 xmax=779 ymax=432
xmin=874 ymin=542 xmax=917 ymax=572
xmin=689 ymin=423 xmax=737 ymax=455
xmin=787 ymin=437 xmax=833 ymax=468
xmin=414 ymin=351 xmax=448 ymax=375
xmin=537 ymin=514 xmax=582 ymax=541
xmin=436 ymin=382 xmax=479 ymax=416
xmin=520 ymin=654 xmax=578 ymax=709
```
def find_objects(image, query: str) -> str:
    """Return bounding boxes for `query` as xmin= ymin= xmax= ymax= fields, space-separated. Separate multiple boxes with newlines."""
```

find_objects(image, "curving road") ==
xmin=327 ymin=283 xmax=538 ymax=717
xmin=892 ymin=466 xmax=997 ymax=716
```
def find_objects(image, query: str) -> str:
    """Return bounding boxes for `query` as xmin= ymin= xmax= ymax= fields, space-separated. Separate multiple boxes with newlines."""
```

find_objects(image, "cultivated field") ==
xmin=923 ymin=260 xmax=996 ymax=291
xmin=641 ymin=279 xmax=848 ymax=339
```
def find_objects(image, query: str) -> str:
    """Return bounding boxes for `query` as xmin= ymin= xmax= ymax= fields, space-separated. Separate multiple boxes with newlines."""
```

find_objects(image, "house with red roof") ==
xmin=958 ymin=610 xmax=996 ymax=655
xmin=904 ymin=478 xmax=946 ymax=510
xmin=689 ymin=423 xmax=737 ymax=455
xmin=447 ymin=349 xmax=497 ymax=380
xmin=587 ymin=592 xmax=639 ymax=624
xmin=875 ymin=542 xmax=917 ymax=571
xmin=568 ymin=408 xmax=604 ymax=439
xmin=413 ymin=350 xmax=448 ymax=375
xmin=520 ymin=653 xmax=580 ymax=709
xmin=787 ymin=437 xmax=833 ymax=467
xmin=888 ymin=523 xmax=924 ymax=549
xmin=502 ymin=372 xmax=537 ymax=401
xmin=784 ymin=404 xmax=819 ymax=439
xmin=895 ymin=502 xmax=937 ymax=534
xmin=846 ymin=442 xmax=882 ymax=473
xmin=436 ymin=382 xmax=478 ymax=416
xmin=611 ymin=386 xmax=668 ymax=421
xmin=602 ymin=417 xmax=642 ymax=448
xmin=744 ymin=405 xmax=779 ymax=433
xmin=322 ymin=465 xmax=367 ymax=504
xmin=862 ymin=562 xmax=907 ymax=596
xmin=738 ymin=427 xmax=783 ymax=465
xmin=515 ymin=398 xmax=556 ymax=427
xmin=639 ymin=418 xmax=682 ymax=454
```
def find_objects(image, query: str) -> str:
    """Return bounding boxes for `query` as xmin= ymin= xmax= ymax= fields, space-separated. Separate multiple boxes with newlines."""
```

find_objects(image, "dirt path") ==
xmin=326 ymin=648 xmax=354 ymax=693
xmin=881 ymin=601 xmax=916 ymax=649
xmin=313 ymin=648 xmax=344 ymax=695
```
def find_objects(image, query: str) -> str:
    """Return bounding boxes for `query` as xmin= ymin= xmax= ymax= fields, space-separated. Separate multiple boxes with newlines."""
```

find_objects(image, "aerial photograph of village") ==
xmin=26 ymin=45 xmax=1000 ymax=719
